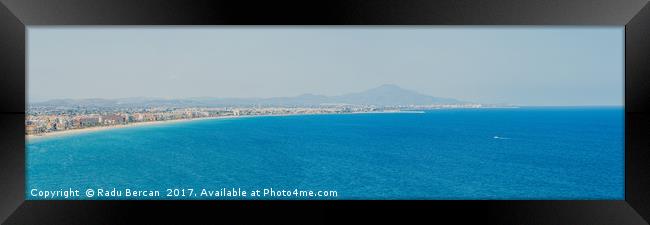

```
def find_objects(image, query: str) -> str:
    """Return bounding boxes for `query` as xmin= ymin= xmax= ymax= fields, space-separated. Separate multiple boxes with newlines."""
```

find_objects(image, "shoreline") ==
xmin=26 ymin=116 xmax=237 ymax=141
xmin=25 ymin=110 xmax=414 ymax=141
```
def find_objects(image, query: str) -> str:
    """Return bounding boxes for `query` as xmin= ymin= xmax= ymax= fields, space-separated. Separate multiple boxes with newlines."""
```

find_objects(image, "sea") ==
xmin=26 ymin=107 xmax=624 ymax=200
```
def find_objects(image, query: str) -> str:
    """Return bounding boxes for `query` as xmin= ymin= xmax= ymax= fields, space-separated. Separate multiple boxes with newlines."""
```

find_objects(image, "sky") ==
xmin=28 ymin=26 xmax=624 ymax=106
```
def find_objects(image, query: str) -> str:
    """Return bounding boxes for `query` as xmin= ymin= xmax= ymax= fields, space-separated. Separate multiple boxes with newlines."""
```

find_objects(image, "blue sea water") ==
xmin=26 ymin=107 xmax=624 ymax=200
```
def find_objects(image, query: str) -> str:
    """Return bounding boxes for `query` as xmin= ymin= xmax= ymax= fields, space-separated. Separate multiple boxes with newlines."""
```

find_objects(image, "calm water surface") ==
xmin=26 ymin=107 xmax=624 ymax=199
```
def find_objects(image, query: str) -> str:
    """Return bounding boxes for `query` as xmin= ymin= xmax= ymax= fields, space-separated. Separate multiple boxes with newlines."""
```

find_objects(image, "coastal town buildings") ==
xmin=26 ymin=103 xmax=490 ymax=135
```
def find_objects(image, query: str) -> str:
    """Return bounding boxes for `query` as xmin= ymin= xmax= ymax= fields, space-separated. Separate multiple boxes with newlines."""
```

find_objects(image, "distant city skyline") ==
xmin=28 ymin=27 xmax=623 ymax=106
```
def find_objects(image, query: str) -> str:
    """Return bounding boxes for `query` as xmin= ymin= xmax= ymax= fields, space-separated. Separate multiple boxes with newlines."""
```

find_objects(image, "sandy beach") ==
xmin=25 ymin=110 xmax=420 ymax=141
xmin=25 ymin=115 xmax=241 ymax=141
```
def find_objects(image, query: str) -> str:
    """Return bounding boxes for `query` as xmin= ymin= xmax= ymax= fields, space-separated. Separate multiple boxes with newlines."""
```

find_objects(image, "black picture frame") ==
xmin=1 ymin=0 xmax=649 ymax=224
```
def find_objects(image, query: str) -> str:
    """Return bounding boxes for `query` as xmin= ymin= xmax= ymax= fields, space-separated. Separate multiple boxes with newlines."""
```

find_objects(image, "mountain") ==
xmin=31 ymin=84 xmax=466 ymax=107
xmin=32 ymin=98 xmax=119 ymax=107
xmin=333 ymin=84 xmax=462 ymax=105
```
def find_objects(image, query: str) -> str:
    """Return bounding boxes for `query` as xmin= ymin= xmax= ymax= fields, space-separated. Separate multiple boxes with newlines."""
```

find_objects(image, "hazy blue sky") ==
xmin=28 ymin=26 xmax=623 ymax=106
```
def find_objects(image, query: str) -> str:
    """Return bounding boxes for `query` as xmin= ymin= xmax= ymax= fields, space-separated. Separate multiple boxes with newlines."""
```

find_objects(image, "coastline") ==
xmin=25 ymin=110 xmax=414 ymax=141
xmin=25 ymin=115 xmax=240 ymax=141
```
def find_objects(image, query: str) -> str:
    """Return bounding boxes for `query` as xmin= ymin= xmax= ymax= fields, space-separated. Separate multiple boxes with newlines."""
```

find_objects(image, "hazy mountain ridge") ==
xmin=331 ymin=84 xmax=462 ymax=105
xmin=32 ymin=84 xmax=467 ymax=107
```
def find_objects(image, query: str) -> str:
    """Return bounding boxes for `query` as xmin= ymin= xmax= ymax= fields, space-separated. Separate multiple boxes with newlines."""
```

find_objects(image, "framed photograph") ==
xmin=0 ymin=0 xmax=649 ymax=224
